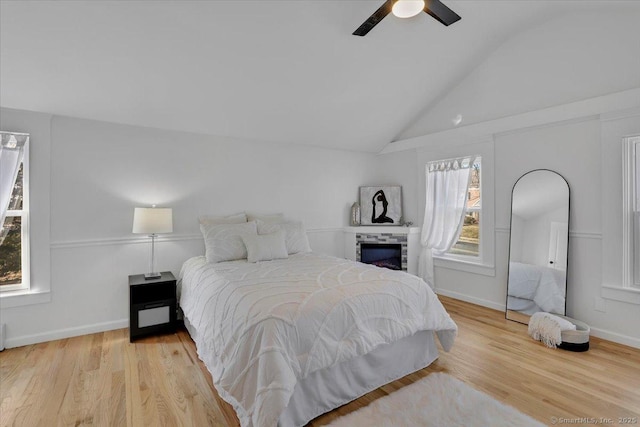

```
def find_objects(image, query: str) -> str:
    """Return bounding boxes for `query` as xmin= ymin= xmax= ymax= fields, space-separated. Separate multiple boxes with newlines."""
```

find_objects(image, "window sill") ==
xmin=433 ymin=255 xmax=495 ymax=277
xmin=601 ymin=285 xmax=640 ymax=305
xmin=0 ymin=289 xmax=51 ymax=308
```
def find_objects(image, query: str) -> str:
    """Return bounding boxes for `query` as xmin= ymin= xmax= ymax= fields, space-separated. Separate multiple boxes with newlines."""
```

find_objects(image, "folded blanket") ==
xmin=528 ymin=312 xmax=576 ymax=348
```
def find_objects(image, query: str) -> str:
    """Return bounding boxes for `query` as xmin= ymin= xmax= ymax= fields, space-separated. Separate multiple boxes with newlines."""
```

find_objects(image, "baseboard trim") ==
xmin=437 ymin=290 xmax=640 ymax=349
xmin=589 ymin=326 xmax=640 ymax=349
xmin=4 ymin=318 xmax=129 ymax=349
xmin=435 ymin=288 xmax=505 ymax=312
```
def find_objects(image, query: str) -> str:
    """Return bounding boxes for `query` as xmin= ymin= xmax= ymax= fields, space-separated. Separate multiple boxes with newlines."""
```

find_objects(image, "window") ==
xmin=623 ymin=135 xmax=640 ymax=289
xmin=420 ymin=140 xmax=495 ymax=277
xmin=448 ymin=158 xmax=481 ymax=258
xmin=0 ymin=132 xmax=29 ymax=292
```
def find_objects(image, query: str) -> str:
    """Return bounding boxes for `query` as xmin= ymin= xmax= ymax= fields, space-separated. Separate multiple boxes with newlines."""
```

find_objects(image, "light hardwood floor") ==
xmin=1 ymin=296 xmax=639 ymax=426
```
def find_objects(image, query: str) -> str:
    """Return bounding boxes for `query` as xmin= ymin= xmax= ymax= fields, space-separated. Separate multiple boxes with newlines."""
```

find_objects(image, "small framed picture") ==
xmin=359 ymin=186 xmax=402 ymax=226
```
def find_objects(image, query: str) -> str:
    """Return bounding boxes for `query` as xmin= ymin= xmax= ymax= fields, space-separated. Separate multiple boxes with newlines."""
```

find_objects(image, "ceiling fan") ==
xmin=353 ymin=0 xmax=461 ymax=36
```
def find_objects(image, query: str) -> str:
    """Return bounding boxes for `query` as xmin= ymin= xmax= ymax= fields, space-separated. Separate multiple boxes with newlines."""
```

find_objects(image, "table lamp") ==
xmin=132 ymin=206 xmax=173 ymax=279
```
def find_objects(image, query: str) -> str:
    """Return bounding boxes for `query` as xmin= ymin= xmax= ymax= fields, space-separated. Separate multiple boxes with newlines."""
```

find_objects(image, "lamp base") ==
xmin=144 ymin=272 xmax=162 ymax=280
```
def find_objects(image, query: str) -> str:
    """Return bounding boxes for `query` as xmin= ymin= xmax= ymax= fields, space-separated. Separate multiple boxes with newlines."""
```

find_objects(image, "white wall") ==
xmin=0 ymin=109 xmax=379 ymax=347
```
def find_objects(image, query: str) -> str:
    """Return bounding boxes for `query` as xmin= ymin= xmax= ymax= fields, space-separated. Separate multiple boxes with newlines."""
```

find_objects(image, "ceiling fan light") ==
xmin=392 ymin=0 xmax=425 ymax=19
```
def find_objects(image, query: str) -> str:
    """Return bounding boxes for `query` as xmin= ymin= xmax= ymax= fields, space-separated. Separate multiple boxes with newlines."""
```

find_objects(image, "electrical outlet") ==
xmin=594 ymin=297 xmax=606 ymax=312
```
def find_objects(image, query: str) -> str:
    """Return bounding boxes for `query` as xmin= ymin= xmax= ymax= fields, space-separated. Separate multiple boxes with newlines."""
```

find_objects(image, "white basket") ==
xmin=557 ymin=315 xmax=590 ymax=351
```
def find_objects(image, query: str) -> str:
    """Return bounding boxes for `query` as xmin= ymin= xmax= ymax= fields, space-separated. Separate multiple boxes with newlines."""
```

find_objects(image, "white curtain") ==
xmin=0 ymin=132 xmax=28 ymax=229
xmin=419 ymin=156 xmax=476 ymax=287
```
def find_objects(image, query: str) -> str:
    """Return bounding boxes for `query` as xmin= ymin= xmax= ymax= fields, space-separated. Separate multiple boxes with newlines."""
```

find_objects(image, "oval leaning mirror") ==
xmin=506 ymin=169 xmax=570 ymax=324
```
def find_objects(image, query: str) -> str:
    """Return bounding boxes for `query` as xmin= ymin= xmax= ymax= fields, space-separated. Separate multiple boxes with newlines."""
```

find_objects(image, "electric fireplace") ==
xmin=360 ymin=243 xmax=402 ymax=271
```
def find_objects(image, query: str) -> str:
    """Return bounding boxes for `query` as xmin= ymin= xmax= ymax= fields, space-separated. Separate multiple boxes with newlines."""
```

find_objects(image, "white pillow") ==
xmin=200 ymin=221 xmax=257 ymax=263
xmin=241 ymin=231 xmax=288 ymax=263
xmin=257 ymin=220 xmax=312 ymax=255
xmin=198 ymin=212 xmax=247 ymax=225
xmin=246 ymin=213 xmax=285 ymax=224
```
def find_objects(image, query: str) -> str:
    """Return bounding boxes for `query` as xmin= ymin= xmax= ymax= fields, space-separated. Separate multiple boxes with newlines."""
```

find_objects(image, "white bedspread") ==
xmin=179 ymin=253 xmax=457 ymax=427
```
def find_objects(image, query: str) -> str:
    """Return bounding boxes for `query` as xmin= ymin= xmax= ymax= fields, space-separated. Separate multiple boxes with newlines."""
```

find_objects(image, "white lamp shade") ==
xmin=392 ymin=0 xmax=425 ymax=18
xmin=132 ymin=207 xmax=173 ymax=234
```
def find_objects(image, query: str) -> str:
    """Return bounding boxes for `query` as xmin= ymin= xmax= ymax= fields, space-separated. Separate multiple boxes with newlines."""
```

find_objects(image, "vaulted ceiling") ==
xmin=1 ymin=1 xmax=638 ymax=152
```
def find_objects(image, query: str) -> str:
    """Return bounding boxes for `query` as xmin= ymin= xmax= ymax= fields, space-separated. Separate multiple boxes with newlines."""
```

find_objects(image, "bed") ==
xmin=179 ymin=252 xmax=457 ymax=427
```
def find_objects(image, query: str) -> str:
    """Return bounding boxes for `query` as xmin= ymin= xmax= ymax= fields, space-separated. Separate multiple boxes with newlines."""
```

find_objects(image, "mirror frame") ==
xmin=505 ymin=169 xmax=570 ymax=324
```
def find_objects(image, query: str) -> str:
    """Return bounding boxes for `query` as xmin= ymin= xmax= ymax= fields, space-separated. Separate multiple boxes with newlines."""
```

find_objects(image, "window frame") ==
xmin=622 ymin=135 xmax=639 ymax=289
xmin=1 ymin=137 xmax=30 ymax=292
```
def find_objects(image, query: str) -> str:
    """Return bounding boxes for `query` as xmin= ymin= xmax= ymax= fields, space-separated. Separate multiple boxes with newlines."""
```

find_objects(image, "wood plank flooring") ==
xmin=1 ymin=296 xmax=639 ymax=426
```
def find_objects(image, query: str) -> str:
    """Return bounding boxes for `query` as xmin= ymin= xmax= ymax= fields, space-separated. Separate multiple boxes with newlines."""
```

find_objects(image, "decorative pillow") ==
xmin=257 ymin=220 xmax=312 ymax=255
xmin=198 ymin=212 xmax=247 ymax=225
xmin=246 ymin=213 xmax=285 ymax=224
xmin=200 ymin=221 xmax=257 ymax=263
xmin=241 ymin=231 xmax=288 ymax=263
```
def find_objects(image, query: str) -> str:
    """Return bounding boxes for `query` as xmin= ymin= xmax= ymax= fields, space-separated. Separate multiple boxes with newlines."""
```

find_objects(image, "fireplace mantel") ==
xmin=344 ymin=226 xmax=421 ymax=276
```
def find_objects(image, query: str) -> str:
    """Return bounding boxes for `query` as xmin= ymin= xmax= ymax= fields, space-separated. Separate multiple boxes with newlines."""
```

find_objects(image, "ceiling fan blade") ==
xmin=353 ymin=0 xmax=394 ymax=36
xmin=424 ymin=0 xmax=461 ymax=26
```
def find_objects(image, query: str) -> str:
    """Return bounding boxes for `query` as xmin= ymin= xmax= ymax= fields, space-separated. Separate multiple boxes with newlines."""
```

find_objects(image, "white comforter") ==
xmin=179 ymin=253 xmax=457 ymax=427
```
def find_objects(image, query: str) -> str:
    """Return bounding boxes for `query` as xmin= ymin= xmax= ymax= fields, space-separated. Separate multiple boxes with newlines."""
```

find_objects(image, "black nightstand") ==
xmin=129 ymin=271 xmax=177 ymax=342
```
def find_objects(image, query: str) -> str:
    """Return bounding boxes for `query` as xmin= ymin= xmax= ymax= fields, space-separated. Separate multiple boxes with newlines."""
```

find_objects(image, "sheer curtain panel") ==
xmin=0 ymin=132 xmax=28 ymax=227
xmin=419 ymin=156 xmax=476 ymax=287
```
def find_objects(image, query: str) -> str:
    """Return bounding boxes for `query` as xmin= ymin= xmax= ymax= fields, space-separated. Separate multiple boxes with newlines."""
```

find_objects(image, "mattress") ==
xmin=179 ymin=253 xmax=457 ymax=427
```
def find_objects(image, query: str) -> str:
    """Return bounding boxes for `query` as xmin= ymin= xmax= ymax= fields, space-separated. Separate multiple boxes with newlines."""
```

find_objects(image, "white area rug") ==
xmin=326 ymin=373 xmax=545 ymax=427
